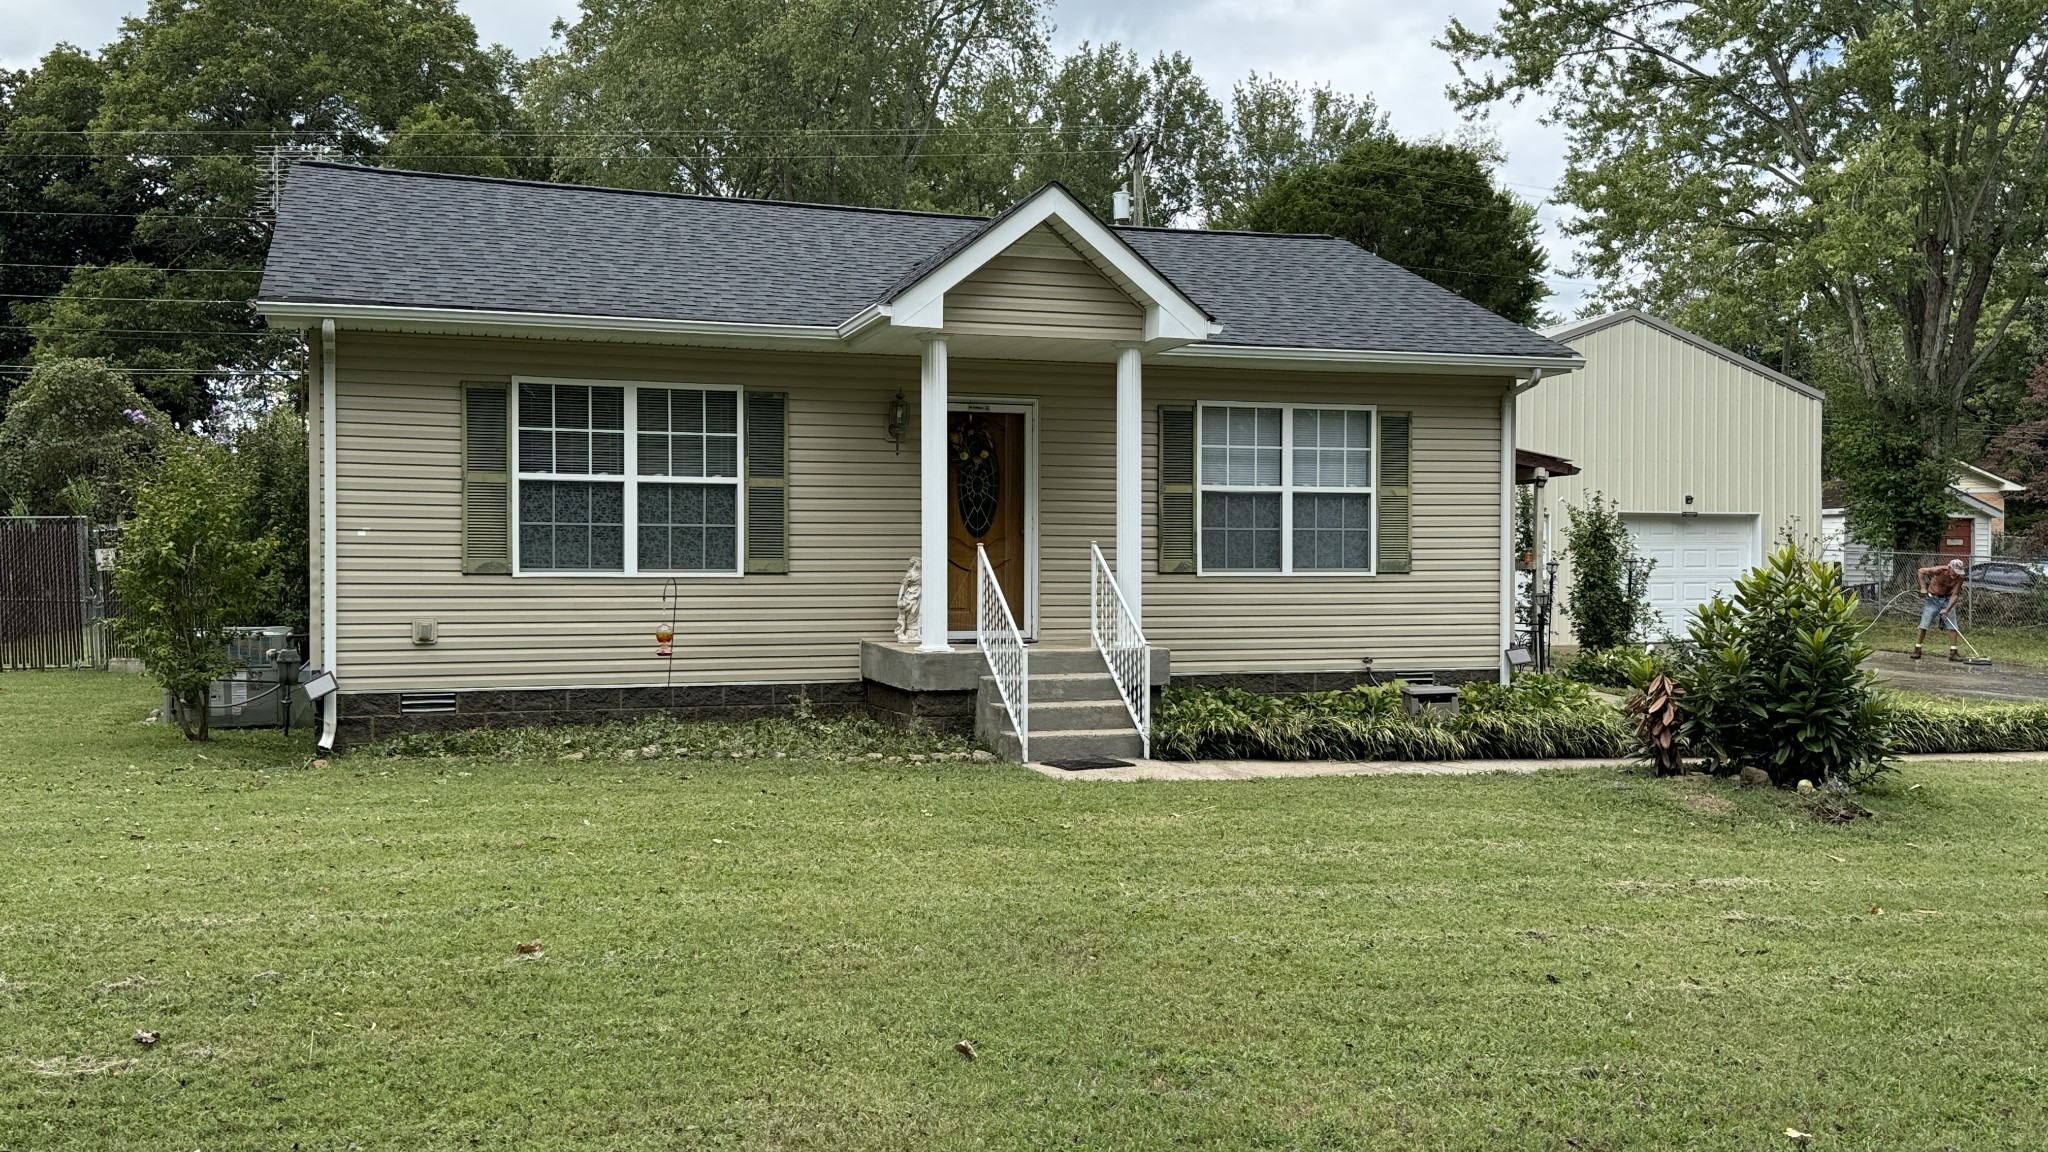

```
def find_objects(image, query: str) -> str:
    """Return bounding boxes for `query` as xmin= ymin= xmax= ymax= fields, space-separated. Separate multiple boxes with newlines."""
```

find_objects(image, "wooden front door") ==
xmin=946 ymin=410 xmax=1027 ymax=633
xmin=1940 ymin=517 xmax=1974 ymax=557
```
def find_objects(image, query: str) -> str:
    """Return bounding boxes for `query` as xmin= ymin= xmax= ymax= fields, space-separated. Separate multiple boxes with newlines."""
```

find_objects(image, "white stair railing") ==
xmin=976 ymin=543 xmax=1028 ymax=761
xmin=1090 ymin=541 xmax=1151 ymax=758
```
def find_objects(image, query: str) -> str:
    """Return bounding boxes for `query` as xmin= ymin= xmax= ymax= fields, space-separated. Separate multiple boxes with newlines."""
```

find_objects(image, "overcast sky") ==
xmin=1 ymin=0 xmax=1587 ymax=311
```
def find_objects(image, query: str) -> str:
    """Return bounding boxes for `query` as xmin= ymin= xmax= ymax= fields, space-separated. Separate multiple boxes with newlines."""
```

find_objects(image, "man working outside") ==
xmin=1913 ymin=558 xmax=1967 ymax=661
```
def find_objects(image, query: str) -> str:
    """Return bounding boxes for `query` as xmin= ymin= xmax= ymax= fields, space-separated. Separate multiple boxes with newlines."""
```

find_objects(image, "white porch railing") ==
xmin=976 ymin=543 xmax=1029 ymax=761
xmin=1090 ymin=541 xmax=1151 ymax=758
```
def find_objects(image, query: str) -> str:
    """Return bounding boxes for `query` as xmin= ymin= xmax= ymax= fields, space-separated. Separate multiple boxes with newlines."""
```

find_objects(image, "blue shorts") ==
xmin=1919 ymin=594 xmax=1957 ymax=631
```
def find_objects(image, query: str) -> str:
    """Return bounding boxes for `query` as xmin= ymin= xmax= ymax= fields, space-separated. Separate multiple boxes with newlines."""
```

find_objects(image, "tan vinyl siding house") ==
xmin=311 ymin=333 xmax=1513 ymax=692
xmin=265 ymin=164 xmax=1581 ymax=751
xmin=1519 ymin=311 xmax=1822 ymax=643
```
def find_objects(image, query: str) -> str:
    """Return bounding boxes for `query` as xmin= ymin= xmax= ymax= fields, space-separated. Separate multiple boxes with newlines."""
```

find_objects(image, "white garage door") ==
xmin=1624 ymin=514 xmax=1757 ymax=638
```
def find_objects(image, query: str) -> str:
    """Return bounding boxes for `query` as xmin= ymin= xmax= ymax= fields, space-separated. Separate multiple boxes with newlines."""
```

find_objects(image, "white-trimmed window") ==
xmin=514 ymin=379 xmax=742 ymax=575
xmin=1198 ymin=403 xmax=1375 ymax=574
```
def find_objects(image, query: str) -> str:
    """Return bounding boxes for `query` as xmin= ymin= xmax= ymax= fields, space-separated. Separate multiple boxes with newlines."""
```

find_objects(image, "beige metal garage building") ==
xmin=1518 ymin=310 xmax=1823 ymax=644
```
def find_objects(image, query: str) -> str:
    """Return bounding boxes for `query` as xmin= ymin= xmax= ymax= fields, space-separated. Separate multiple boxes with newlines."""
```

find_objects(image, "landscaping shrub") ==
xmin=112 ymin=440 xmax=277 ymax=740
xmin=1886 ymin=695 xmax=2048 ymax=755
xmin=1560 ymin=645 xmax=1670 ymax=690
xmin=1672 ymin=544 xmax=1893 ymax=785
xmin=1563 ymin=494 xmax=1657 ymax=649
xmin=1154 ymin=676 xmax=1632 ymax=762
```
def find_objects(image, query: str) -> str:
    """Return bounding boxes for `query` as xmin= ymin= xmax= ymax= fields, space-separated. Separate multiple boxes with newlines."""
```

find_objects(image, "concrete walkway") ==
xmin=1027 ymin=750 xmax=2048 ymax=782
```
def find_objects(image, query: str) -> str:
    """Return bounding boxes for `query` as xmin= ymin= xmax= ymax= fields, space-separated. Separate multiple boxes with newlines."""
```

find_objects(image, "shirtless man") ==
xmin=1913 ymin=558 xmax=1966 ymax=661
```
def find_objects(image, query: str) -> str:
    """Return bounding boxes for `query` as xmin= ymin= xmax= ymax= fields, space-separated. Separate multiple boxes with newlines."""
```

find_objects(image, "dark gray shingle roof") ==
xmin=260 ymin=162 xmax=1570 ymax=359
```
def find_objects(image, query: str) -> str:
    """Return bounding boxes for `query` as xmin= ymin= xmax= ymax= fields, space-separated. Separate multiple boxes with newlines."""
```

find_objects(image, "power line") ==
xmin=0 ymin=294 xmax=253 ymax=304
xmin=0 ymin=262 xmax=260 ymax=274
xmin=0 ymin=325 xmax=279 ymax=336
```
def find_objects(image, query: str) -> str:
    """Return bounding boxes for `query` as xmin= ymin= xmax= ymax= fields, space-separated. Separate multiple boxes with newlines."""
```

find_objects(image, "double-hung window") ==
xmin=1198 ymin=403 xmax=1375 ymax=574
xmin=514 ymin=379 xmax=742 ymax=575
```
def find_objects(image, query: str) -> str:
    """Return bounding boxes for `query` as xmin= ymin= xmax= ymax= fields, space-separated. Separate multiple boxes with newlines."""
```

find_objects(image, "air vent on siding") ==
xmin=1384 ymin=670 xmax=1436 ymax=686
xmin=399 ymin=691 xmax=458 ymax=715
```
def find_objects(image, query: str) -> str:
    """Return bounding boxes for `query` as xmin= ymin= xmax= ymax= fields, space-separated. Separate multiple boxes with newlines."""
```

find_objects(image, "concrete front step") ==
xmin=1020 ymin=646 xmax=1115 ymax=675
xmin=975 ymin=663 xmax=1145 ymax=763
xmin=1028 ymin=671 xmax=1124 ymax=701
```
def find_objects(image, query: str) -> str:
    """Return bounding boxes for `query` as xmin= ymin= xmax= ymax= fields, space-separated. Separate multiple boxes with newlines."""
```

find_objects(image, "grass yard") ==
xmin=3 ymin=673 xmax=2047 ymax=1149
xmin=1857 ymin=614 xmax=2048 ymax=668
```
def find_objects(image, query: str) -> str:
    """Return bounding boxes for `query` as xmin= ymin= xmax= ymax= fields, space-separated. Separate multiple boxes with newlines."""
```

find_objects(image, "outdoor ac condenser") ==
xmin=164 ymin=626 xmax=317 ymax=731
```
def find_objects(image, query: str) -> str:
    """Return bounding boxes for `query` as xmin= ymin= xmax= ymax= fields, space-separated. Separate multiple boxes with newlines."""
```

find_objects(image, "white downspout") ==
xmin=318 ymin=318 xmax=340 ymax=752
xmin=1500 ymin=386 xmax=1515 ymax=685
xmin=1502 ymin=369 xmax=1543 ymax=684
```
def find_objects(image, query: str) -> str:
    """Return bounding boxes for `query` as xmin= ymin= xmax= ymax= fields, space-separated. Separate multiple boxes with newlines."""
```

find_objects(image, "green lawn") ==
xmin=3 ymin=672 xmax=2046 ymax=1149
xmin=1859 ymin=614 xmax=2048 ymax=668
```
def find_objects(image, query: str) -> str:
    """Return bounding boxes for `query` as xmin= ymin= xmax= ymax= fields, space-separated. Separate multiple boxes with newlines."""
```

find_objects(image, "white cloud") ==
xmin=0 ymin=0 xmax=1586 ymax=310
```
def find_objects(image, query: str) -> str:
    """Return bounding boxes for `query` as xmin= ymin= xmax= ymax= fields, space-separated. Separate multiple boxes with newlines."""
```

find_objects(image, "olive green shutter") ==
xmin=1157 ymin=403 xmax=1197 ymax=574
xmin=1377 ymin=411 xmax=1412 ymax=574
xmin=744 ymin=390 xmax=789 ymax=574
xmin=461 ymin=382 xmax=511 ymax=574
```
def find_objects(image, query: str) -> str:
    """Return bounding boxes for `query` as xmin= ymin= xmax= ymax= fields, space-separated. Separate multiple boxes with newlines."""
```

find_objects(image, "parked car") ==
xmin=1964 ymin=560 xmax=2043 ymax=594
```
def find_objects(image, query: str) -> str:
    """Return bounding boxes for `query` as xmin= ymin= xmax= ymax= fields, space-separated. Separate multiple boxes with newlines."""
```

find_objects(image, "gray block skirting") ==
xmin=323 ymin=662 xmax=1495 ymax=751
xmin=332 ymin=680 xmax=869 ymax=749
xmin=1169 ymin=668 xmax=1498 ymax=695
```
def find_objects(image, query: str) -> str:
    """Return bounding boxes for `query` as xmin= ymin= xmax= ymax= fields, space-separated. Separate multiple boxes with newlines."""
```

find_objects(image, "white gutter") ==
xmin=258 ymin=301 xmax=843 ymax=344
xmin=1501 ymin=368 xmax=1539 ymax=684
xmin=1159 ymin=343 xmax=1584 ymax=375
xmin=318 ymin=318 xmax=339 ymax=753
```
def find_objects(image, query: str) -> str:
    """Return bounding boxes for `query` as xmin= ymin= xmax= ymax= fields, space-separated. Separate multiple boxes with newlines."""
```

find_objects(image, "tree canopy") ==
xmin=1444 ymin=0 xmax=2048 ymax=547
xmin=2 ymin=0 xmax=526 ymax=421
xmin=1241 ymin=135 xmax=1547 ymax=324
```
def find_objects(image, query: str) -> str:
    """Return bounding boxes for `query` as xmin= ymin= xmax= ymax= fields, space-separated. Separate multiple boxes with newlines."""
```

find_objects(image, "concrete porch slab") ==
xmin=861 ymin=639 xmax=1171 ymax=693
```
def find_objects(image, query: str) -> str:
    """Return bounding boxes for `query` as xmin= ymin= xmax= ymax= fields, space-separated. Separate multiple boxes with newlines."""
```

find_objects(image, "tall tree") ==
xmin=7 ymin=0 xmax=525 ymax=424
xmin=1014 ymin=44 xmax=1228 ymax=223
xmin=1240 ymin=134 xmax=1548 ymax=323
xmin=1207 ymin=75 xmax=1383 ymax=226
xmin=1443 ymin=0 xmax=2048 ymax=548
xmin=0 ymin=48 xmax=139 ymax=409
xmin=529 ymin=0 xmax=1047 ymax=209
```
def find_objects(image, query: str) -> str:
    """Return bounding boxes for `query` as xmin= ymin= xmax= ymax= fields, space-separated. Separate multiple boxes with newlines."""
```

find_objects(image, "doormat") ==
xmin=1042 ymin=756 xmax=1134 ymax=771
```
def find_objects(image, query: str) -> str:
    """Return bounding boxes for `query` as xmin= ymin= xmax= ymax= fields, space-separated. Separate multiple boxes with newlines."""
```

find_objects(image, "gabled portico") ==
xmin=855 ymin=183 xmax=1218 ymax=654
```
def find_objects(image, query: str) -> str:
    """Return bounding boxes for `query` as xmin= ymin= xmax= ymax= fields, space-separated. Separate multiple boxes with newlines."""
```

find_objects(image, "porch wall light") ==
xmin=887 ymin=390 xmax=908 ymax=453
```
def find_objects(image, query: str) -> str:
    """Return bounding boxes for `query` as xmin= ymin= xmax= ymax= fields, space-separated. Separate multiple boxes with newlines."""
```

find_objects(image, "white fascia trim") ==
xmin=884 ymin=185 xmax=1217 ymax=341
xmin=257 ymin=300 xmax=844 ymax=345
xmin=1159 ymin=343 xmax=1585 ymax=376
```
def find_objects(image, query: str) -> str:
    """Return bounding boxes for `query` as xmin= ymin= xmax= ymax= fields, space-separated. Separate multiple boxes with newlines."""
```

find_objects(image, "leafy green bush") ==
xmin=1560 ymin=645 xmax=1671 ymax=690
xmin=1154 ymin=678 xmax=1631 ymax=762
xmin=1886 ymin=695 xmax=2048 ymax=755
xmin=1563 ymin=494 xmax=1657 ymax=649
xmin=1675 ymin=544 xmax=1893 ymax=785
xmin=112 ymin=441 xmax=277 ymax=739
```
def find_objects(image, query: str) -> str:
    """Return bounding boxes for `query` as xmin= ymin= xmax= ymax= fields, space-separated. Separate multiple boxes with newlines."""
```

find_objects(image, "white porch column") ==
xmin=919 ymin=336 xmax=952 ymax=652
xmin=1115 ymin=343 xmax=1144 ymax=621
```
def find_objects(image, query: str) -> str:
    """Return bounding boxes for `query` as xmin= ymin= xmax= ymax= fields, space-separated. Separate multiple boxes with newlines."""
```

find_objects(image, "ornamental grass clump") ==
xmin=1154 ymin=674 xmax=1631 ymax=762
xmin=1669 ymin=544 xmax=1893 ymax=786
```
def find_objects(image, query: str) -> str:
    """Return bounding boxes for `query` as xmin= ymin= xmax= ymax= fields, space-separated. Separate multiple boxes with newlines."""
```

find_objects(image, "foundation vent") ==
xmin=399 ymin=691 xmax=458 ymax=715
